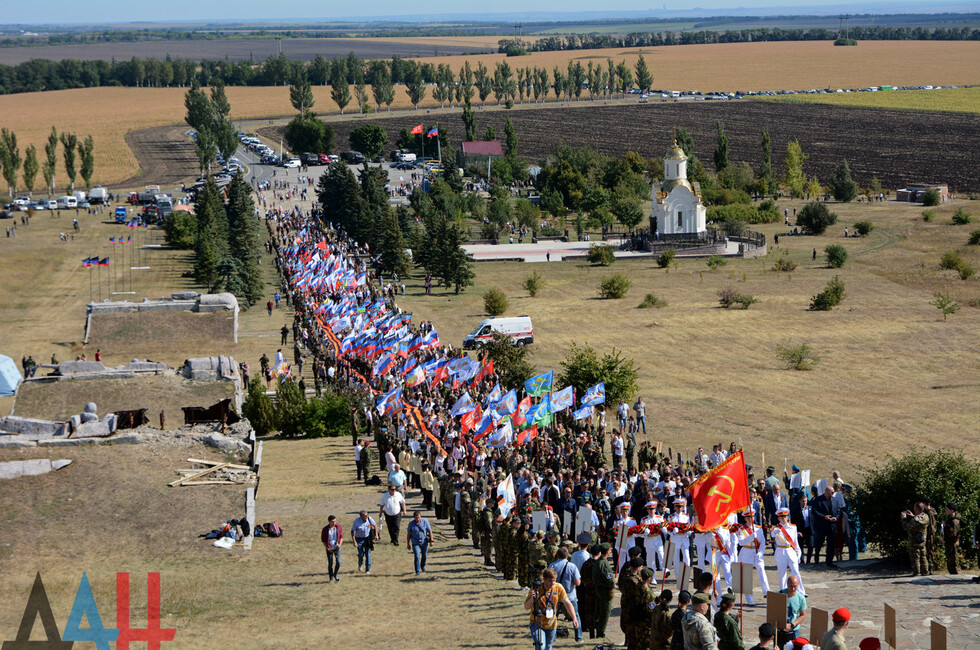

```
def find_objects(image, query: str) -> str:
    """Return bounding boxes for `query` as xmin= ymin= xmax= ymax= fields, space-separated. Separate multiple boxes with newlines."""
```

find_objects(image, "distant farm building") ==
xmin=896 ymin=183 xmax=949 ymax=203
xmin=460 ymin=140 xmax=504 ymax=166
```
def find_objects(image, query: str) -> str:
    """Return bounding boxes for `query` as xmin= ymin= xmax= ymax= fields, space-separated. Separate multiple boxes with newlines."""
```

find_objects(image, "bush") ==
xmin=275 ymin=379 xmax=307 ymax=438
xmin=558 ymin=342 xmax=639 ymax=406
xmin=941 ymin=251 xmax=976 ymax=280
xmin=587 ymin=243 xmax=616 ymax=266
xmin=706 ymin=255 xmax=727 ymax=271
xmin=284 ymin=115 xmax=334 ymax=154
xmin=638 ymin=293 xmax=667 ymax=309
xmin=599 ymin=273 xmax=632 ymax=299
xmin=853 ymin=220 xmax=874 ymax=236
xmin=771 ymin=256 xmax=797 ymax=272
xmin=656 ymin=248 xmax=676 ymax=268
xmin=969 ymin=230 xmax=980 ymax=246
xmin=921 ymin=188 xmax=941 ymax=206
xmin=825 ymin=244 xmax=848 ymax=268
xmin=775 ymin=341 xmax=819 ymax=370
xmin=796 ymin=202 xmax=838 ymax=235
xmin=162 ymin=211 xmax=197 ymax=249
xmin=757 ymin=199 xmax=780 ymax=224
xmin=708 ymin=203 xmax=764 ymax=227
xmin=523 ymin=271 xmax=546 ymax=297
xmin=830 ymin=159 xmax=859 ymax=202
xmin=242 ymin=381 xmax=276 ymax=436
xmin=718 ymin=286 xmax=758 ymax=309
xmin=952 ymin=208 xmax=972 ymax=225
xmin=922 ymin=209 xmax=935 ymax=222
xmin=483 ymin=288 xmax=508 ymax=316
xmin=931 ymin=292 xmax=960 ymax=321
xmin=853 ymin=450 xmax=980 ymax=563
xmin=301 ymin=388 xmax=353 ymax=438
xmin=810 ymin=275 xmax=845 ymax=310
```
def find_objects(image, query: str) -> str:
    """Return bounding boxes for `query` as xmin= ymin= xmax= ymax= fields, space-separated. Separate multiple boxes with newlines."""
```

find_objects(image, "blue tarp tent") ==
xmin=0 ymin=354 xmax=23 ymax=396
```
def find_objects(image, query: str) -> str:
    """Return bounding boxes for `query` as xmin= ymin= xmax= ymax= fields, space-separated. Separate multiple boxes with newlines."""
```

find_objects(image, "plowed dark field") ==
xmin=285 ymin=100 xmax=980 ymax=192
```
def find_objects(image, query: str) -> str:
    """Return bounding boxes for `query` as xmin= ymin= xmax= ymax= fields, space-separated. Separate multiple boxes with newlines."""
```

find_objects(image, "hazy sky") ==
xmin=7 ymin=1 xmax=967 ymax=25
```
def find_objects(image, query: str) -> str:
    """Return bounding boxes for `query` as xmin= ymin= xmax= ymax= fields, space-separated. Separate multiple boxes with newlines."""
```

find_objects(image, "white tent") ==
xmin=0 ymin=354 xmax=23 ymax=396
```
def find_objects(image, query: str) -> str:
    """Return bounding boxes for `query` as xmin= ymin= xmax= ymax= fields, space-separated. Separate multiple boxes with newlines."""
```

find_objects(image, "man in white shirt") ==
xmin=379 ymin=484 xmax=407 ymax=545
xmin=385 ymin=448 xmax=396 ymax=472
xmin=641 ymin=499 xmax=667 ymax=576
xmin=616 ymin=399 xmax=629 ymax=430
xmin=354 ymin=440 xmax=366 ymax=482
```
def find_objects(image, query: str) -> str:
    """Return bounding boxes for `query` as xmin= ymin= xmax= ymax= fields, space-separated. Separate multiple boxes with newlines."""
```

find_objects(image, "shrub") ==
xmin=656 ymin=248 xmax=676 ymax=268
xmin=483 ymin=288 xmax=508 ymax=316
xmin=481 ymin=333 xmax=535 ymax=389
xmin=853 ymin=450 xmax=980 ymax=563
xmin=960 ymin=264 xmax=976 ymax=280
xmin=830 ymin=159 xmax=859 ymax=202
xmin=853 ymin=220 xmax=874 ymax=236
xmin=706 ymin=255 xmax=727 ymax=271
xmin=242 ymin=381 xmax=276 ymax=436
xmin=558 ymin=342 xmax=639 ymax=406
xmin=707 ymin=203 xmax=760 ymax=227
xmin=163 ymin=211 xmax=197 ymax=249
xmin=771 ymin=256 xmax=797 ymax=272
xmin=939 ymin=251 xmax=964 ymax=271
xmin=638 ymin=293 xmax=667 ymax=309
xmin=275 ymin=379 xmax=307 ymax=438
xmin=587 ymin=243 xmax=616 ymax=266
xmin=718 ymin=287 xmax=758 ymax=309
xmin=952 ymin=208 xmax=972 ymax=225
xmin=810 ymin=275 xmax=845 ymax=310
xmin=922 ymin=209 xmax=935 ymax=222
xmin=757 ymin=199 xmax=780 ymax=224
xmin=825 ymin=244 xmax=848 ymax=268
xmin=921 ymin=188 xmax=941 ymax=206
xmin=931 ymin=292 xmax=960 ymax=321
xmin=969 ymin=230 xmax=980 ymax=246
xmin=599 ymin=273 xmax=632 ymax=299
xmin=775 ymin=341 xmax=819 ymax=370
xmin=523 ymin=271 xmax=546 ymax=297
xmin=796 ymin=202 xmax=838 ymax=235
xmin=301 ymin=389 xmax=353 ymax=438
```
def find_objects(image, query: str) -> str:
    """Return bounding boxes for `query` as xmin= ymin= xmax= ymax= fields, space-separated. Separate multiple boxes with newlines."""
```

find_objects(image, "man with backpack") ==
xmin=352 ymin=510 xmax=379 ymax=574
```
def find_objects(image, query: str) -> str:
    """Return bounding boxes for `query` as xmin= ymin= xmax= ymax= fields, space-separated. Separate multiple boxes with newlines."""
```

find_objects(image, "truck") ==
xmin=462 ymin=316 xmax=533 ymax=349
xmin=341 ymin=151 xmax=365 ymax=164
xmin=87 ymin=186 xmax=108 ymax=204
xmin=155 ymin=196 xmax=173 ymax=219
xmin=115 ymin=206 xmax=128 ymax=222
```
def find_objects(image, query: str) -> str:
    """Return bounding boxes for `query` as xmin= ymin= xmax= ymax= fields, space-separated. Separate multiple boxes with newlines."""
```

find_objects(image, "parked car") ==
xmin=282 ymin=158 xmax=301 ymax=168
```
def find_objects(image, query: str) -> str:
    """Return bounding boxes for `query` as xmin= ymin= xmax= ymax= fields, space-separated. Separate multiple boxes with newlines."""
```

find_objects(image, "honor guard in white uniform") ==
xmin=641 ymin=499 xmax=666 ymax=575
xmin=668 ymin=498 xmax=692 ymax=578
xmin=735 ymin=509 xmax=771 ymax=605
xmin=771 ymin=507 xmax=805 ymax=594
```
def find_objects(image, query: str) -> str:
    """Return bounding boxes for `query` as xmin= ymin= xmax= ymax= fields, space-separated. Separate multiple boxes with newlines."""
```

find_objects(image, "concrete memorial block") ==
xmin=84 ymin=402 xmax=98 ymax=413
xmin=171 ymin=291 xmax=200 ymax=300
xmin=0 ymin=436 xmax=38 ymax=448
xmin=0 ymin=416 xmax=64 ymax=439
xmin=79 ymin=413 xmax=98 ymax=424
xmin=57 ymin=361 xmax=108 ymax=377
xmin=0 ymin=459 xmax=71 ymax=479
xmin=75 ymin=420 xmax=112 ymax=438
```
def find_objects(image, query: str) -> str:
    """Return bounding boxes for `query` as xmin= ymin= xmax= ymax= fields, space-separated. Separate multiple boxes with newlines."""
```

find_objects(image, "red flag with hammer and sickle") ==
xmin=690 ymin=450 xmax=750 ymax=532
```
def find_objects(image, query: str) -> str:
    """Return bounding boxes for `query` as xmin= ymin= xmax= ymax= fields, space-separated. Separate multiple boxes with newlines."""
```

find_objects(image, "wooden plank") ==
xmin=168 ymin=462 xmax=230 ymax=487
xmin=809 ymin=607 xmax=829 ymax=644
xmin=187 ymin=458 xmax=251 ymax=470
xmin=180 ymin=480 xmax=239 ymax=486
xmin=930 ymin=620 xmax=947 ymax=650
xmin=884 ymin=603 xmax=897 ymax=648
xmin=766 ymin=591 xmax=787 ymax=631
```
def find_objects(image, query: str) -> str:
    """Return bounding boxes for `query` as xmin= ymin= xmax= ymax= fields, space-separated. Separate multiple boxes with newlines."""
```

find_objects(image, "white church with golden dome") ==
xmin=650 ymin=140 xmax=707 ymax=239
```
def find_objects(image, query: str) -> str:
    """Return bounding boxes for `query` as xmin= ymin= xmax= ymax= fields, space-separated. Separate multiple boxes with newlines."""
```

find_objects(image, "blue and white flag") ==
xmin=581 ymin=382 xmax=606 ymax=406
xmin=572 ymin=405 xmax=593 ymax=421
xmin=450 ymin=391 xmax=476 ymax=417
xmin=497 ymin=389 xmax=518 ymax=415
xmin=488 ymin=422 xmax=514 ymax=449
xmin=551 ymin=385 xmax=574 ymax=413
xmin=484 ymin=383 xmax=502 ymax=406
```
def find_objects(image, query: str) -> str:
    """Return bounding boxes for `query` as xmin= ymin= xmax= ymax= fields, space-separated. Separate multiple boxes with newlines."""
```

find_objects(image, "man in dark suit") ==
xmin=764 ymin=483 xmax=789 ymax=526
xmin=811 ymin=485 xmax=841 ymax=568
xmin=791 ymin=493 xmax=814 ymax=565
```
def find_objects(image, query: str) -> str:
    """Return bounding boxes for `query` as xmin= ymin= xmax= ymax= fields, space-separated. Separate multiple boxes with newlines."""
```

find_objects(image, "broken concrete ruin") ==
xmin=0 ymin=458 xmax=72 ymax=480
xmin=84 ymin=292 xmax=239 ymax=343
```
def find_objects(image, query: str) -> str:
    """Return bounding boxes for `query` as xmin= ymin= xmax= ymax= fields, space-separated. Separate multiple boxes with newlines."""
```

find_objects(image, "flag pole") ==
xmin=97 ymin=251 xmax=102 ymax=302
xmin=89 ymin=263 xmax=93 ymax=304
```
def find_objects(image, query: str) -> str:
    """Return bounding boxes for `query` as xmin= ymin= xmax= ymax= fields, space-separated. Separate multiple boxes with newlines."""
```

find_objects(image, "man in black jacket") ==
xmin=791 ymin=493 xmax=814 ymax=565
xmin=811 ymin=485 xmax=840 ymax=568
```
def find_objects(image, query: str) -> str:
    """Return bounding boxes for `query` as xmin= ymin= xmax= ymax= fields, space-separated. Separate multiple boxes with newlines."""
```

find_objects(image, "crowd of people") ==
xmin=268 ymin=205 xmax=943 ymax=650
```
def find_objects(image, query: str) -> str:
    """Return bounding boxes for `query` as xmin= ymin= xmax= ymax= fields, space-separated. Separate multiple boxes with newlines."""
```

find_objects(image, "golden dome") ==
xmin=662 ymin=178 xmax=693 ymax=193
xmin=666 ymin=142 xmax=687 ymax=160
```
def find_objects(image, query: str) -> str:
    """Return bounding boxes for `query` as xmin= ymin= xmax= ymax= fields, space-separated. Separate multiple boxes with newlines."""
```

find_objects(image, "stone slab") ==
xmin=0 ymin=436 xmax=38 ymax=448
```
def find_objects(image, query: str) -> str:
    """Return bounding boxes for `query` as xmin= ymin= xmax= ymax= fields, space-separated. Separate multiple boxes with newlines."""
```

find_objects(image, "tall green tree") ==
xmin=22 ymin=144 xmax=38 ymax=195
xmin=784 ymin=138 xmax=808 ymax=198
xmin=404 ymin=65 xmax=427 ymax=110
xmin=830 ymin=158 xmax=859 ymax=202
xmin=633 ymin=55 xmax=653 ymax=92
xmin=225 ymin=173 xmax=264 ymax=306
xmin=59 ymin=131 xmax=77 ymax=192
xmin=78 ymin=135 xmax=95 ymax=189
xmin=310 ymin=54 xmax=330 ymax=85
xmin=0 ymin=128 xmax=20 ymax=198
xmin=612 ymin=190 xmax=644 ymax=233
xmin=289 ymin=69 xmax=314 ymax=119
xmin=210 ymin=79 xmax=231 ymax=119
xmin=503 ymin=116 xmax=518 ymax=158
xmin=377 ymin=209 xmax=412 ymax=277
xmin=461 ymin=98 xmax=478 ymax=142
xmin=615 ymin=60 xmax=633 ymax=95
xmin=713 ymin=122 xmax=729 ymax=172
xmin=349 ymin=124 xmax=388 ymax=160
xmin=371 ymin=63 xmax=395 ymax=112
xmin=329 ymin=60 xmax=351 ymax=114
xmin=459 ymin=61 xmax=475 ymax=104
xmin=441 ymin=221 xmax=475 ymax=294
xmin=42 ymin=127 xmax=57 ymax=196
xmin=353 ymin=66 xmax=369 ymax=114
xmin=474 ymin=62 xmax=492 ymax=105
xmin=193 ymin=179 xmax=228 ymax=291
xmin=760 ymin=128 xmax=773 ymax=194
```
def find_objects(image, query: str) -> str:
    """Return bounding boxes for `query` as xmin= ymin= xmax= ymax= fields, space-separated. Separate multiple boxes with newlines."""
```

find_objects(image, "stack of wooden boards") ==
xmin=169 ymin=458 xmax=257 ymax=487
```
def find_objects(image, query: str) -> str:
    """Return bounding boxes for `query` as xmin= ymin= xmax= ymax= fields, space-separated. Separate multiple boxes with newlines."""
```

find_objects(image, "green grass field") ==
xmin=754 ymin=86 xmax=980 ymax=115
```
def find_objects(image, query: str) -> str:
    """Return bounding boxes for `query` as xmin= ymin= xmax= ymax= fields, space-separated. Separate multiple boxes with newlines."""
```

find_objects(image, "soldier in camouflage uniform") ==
xmin=516 ymin=521 xmax=530 ymax=588
xmin=901 ymin=501 xmax=930 ymax=576
xmin=527 ymin=530 xmax=546 ymax=578
xmin=544 ymin=529 xmax=560 ymax=565
xmin=437 ymin=475 xmax=451 ymax=520
xmin=579 ymin=544 xmax=599 ymax=638
xmin=651 ymin=588 xmax=674 ymax=650
xmin=619 ymin=555 xmax=644 ymax=642
xmin=501 ymin=516 xmax=517 ymax=581
xmin=492 ymin=514 xmax=503 ymax=571
xmin=459 ymin=479 xmax=472 ymax=540
xmin=629 ymin=567 xmax=657 ymax=650
xmin=470 ymin=485 xmax=482 ymax=549
xmin=479 ymin=505 xmax=494 ymax=566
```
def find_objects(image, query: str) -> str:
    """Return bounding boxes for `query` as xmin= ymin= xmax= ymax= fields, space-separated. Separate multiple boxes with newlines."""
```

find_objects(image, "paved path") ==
xmin=464 ymin=238 xmax=742 ymax=262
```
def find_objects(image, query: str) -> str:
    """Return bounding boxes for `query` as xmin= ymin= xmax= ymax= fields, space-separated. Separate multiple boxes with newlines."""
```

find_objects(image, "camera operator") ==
xmin=524 ymin=567 xmax=579 ymax=650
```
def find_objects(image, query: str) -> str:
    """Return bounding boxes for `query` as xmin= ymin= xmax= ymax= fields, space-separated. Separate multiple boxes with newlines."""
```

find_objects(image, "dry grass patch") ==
xmin=88 ymin=310 xmax=235 ymax=357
